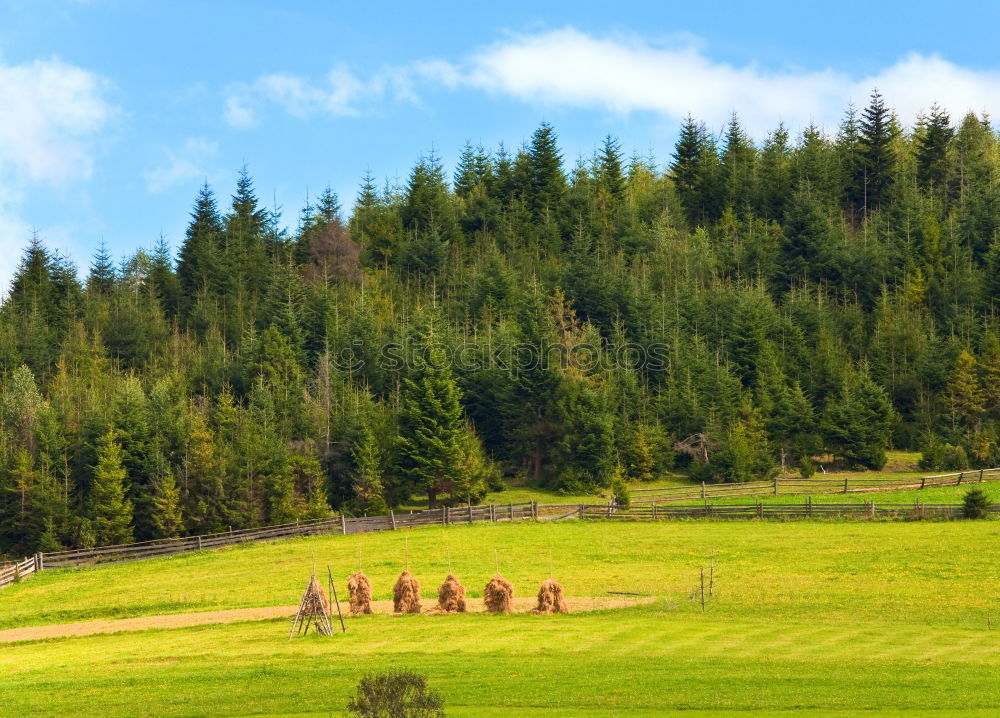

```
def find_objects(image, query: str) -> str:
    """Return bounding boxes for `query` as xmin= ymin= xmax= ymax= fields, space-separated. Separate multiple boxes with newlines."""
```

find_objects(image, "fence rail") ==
xmin=630 ymin=467 xmax=1000 ymax=502
xmin=0 ymin=555 xmax=40 ymax=589
xmin=3 ymin=466 xmax=999 ymax=585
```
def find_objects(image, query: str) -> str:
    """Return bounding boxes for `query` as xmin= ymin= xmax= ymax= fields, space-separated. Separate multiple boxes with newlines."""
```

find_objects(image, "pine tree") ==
xmin=393 ymin=346 xmax=466 ymax=508
xmin=596 ymin=134 xmax=625 ymax=199
xmin=352 ymin=425 xmax=388 ymax=514
xmin=721 ymin=113 xmax=757 ymax=212
xmin=87 ymin=239 xmax=116 ymax=294
xmin=945 ymin=350 xmax=984 ymax=429
xmin=712 ymin=398 xmax=776 ymax=482
xmin=527 ymin=122 xmax=566 ymax=222
xmin=981 ymin=335 xmax=1000 ymax=422
xmin=89 ymin=429 xmax=134 ymax=545
xmin=150 ymin=469 xmax=183 ymax=538
xmin=671 ymin=115 xmax=705 ymax=226
xmin=915 ymin=104 xmax=953 ymax=196
xmin=858 ymin=89 xmax=897 ymax=213
xmin=821 ymin=366 xmax=896 ymax=469
xmin=757 ymin=123 xmax=792 ymax=219
xmin=837 ymin=104 xmax=864 ymax=215
xmin=177 ymin=182 xmax=223 ymax=306
xmin=149 ymin=235 xmax=181 ymax=317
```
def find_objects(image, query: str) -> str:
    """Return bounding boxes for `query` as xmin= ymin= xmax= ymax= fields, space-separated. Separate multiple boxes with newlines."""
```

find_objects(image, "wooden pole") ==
xmin=329 ymin=566 xmax=346 ymax=633
xmin=700 ymin=567 xmax=705 ymax=612
xmin=709 ymin=558 xmax=714 ymax=597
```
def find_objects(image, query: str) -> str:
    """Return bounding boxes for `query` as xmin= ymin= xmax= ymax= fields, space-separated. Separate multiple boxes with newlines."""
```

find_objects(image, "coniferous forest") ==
xmin=4 ymin=90 xmax=1000 ymax=556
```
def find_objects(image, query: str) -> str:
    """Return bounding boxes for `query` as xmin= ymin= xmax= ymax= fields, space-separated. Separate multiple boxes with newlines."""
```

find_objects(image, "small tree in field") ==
xmin=962 ymin=487 xmax=990 ymax=519
xmin=346 ymin=670 xmax=444 ymax=718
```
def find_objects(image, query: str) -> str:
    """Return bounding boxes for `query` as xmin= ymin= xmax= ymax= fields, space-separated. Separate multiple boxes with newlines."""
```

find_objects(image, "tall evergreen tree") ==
xmin=89 ymin=429 xmax=134 ymax=546
xmin=858 ymin=89 xmax=897 ymax=213
xmin=527 ymin=122 xmax=567 ymax=222
xmin=393 ymin=347 xmax=466 ymax=508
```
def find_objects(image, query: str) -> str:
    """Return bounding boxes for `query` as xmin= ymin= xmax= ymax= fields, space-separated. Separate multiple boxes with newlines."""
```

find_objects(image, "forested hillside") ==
xmin=3 ymin=90 xmax=1000 ymax=555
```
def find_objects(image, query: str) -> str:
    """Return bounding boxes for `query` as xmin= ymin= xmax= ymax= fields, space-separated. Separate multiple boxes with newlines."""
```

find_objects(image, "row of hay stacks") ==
xmin=345 ymin=569 xmax=568 ymax=615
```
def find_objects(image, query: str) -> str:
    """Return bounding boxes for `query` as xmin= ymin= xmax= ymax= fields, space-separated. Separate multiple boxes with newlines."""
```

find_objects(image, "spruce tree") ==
xmin=352 ymin=425 xmax=388 ymax=514
xmin=150 ymin=469 xmax=183 ymax=538
xmin=177 ymin=182 xmax=223 ymax=306
xmin=821 ymin=367 xmax=895 ymax=469
xmin=89 ymin=429 xmax=134 ymax=545
xmin=721 ymin=113 xmax=757 ymax=212
xmin=915 ymin=104 xmax=953 ymax=195
xmin=858 ymin=89 xmax=897 ymax=212
xmin=527 ymin=122 xmax=567 ymax=222
xmin=671 ymin=114 xmax=705 ymax=227
xmin=393 ymin=346 xmax=466 ymax=508
xmin=87 ymin=239 xmax=116 ymax=294
xmin=945 ymin=350 xmax=984 ymax=430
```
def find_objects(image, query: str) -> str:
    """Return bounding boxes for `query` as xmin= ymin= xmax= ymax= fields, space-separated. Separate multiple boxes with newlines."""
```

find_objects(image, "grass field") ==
xmin=3 ymin=518 xmax=1000 ymax=716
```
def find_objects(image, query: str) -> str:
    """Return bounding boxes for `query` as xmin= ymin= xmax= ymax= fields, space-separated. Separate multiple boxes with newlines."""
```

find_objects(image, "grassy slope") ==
xmin=5 ymin=518 xmax=1000 ymax=716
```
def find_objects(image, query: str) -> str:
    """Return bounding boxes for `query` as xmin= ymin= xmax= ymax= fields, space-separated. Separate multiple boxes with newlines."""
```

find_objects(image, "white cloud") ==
xmin=142 ymin=137 xmax=219 ymax=193
xmin=458 ymin=28 xmax=1000 ymax=135
xmin=224 ymin=65 xmax=372 ymax=128
xmin=231 ymin=28 xmax=1000 ymax=139
xmin=0 ymin=55 xmax=114 ymax=295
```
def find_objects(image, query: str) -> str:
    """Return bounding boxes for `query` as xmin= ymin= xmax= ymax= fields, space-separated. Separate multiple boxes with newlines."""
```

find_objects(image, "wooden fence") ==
xmin=579 ymin=500 xmax=995 ymax=521
xmin=0 ymin=555 xmax=41 ymax=589
xmin=38 ymin=502 xmax=539 ymax=568
xmin=2 ymin=465 xmax=997 ymax=583
xmin=630 ymin=467 xmax=1000 ymax=503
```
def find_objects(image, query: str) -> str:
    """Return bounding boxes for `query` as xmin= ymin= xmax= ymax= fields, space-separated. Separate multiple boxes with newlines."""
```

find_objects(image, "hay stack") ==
xmin=303 ymin=575 xmax=331 ymax=616
xmin=532 ymin=578 xmax=569 ymax=614
xmin=393 ymin=570 xmax=422 ymax=614
xmin=289 ymin=575 xmax=333 ymax=637
xmin=347 ymin=571 xmax=373 ymax=615
xmin=436 ymin=573 xmax=467 ymax=613
xmin=483 ymin=572 xmax=514 ymax=613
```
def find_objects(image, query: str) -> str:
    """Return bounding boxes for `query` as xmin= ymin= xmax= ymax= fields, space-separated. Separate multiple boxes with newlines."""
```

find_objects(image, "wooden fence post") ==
xmin=920 ymin=475 xmax=926 ymax=489
xmin=341 ymin=515 xmax=347 ymax=534
xmin=774 ymin=476 xmax=779 ymax=495
xmin=980 ymin=469 xmax=985 ymax=483
xmin=843 ymin=475 xmax=849 ymax=493
xmin=870 ymin=501 xmax=876 ymax=519
xmin=579 ymin=504 xmax=585 ymax=519
xmin=958 ymin=472 xmax=964 ymax=486
xmin=468 ymin=501 xmax=473 ymax=524
xmin=389 ymin=510 xmax=396 ymax=530
xmin=197 ymin=535 xmax=202 ymax=550
xmin=532 ymin=501 xmax=538 ymax=520
xmin=652 ymin=502 xmax=657 ymax=520
xmin=701 ymin=481 xmax=706 ymax=499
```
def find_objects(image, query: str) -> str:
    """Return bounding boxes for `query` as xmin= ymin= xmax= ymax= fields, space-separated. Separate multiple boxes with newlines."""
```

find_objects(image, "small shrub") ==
xmin=610 ymin=465 xmax=631 ymax=509
xmin=797 ymin=457 xmax=816 ymax=478
xmin=962 ymin=488 xmax=991 ymax=520
xmin=347 ymin=670 xmax=444 ymax=718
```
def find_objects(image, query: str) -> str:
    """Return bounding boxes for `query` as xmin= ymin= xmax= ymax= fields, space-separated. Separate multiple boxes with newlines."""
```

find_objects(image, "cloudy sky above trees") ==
xmin=2 ymin=0 xmax=999 ymax=291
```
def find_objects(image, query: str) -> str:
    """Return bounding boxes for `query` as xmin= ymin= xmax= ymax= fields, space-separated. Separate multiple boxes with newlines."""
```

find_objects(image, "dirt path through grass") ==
xmin=0 ymin=596 xmax=651 ymax=643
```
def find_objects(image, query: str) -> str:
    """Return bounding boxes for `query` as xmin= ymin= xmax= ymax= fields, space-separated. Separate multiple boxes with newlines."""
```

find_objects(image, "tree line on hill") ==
xmin=3 ymin=89 xmax=1000 ymax=556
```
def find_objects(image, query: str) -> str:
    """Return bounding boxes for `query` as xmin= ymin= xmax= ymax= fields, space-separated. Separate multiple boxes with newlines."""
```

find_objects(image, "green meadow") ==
xmin=3 ymin=519 xmax=1000 ymax=716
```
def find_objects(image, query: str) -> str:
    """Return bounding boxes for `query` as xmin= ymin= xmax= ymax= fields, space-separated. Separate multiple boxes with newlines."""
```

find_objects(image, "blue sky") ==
xmin=3 ymin=0 xmax=1000 ymax=292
